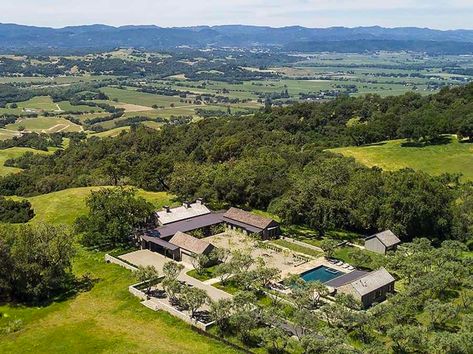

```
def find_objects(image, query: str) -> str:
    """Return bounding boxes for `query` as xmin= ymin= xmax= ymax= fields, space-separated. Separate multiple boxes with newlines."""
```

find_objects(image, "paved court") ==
xmin=120 ymin=249 xmax=231 ymax=301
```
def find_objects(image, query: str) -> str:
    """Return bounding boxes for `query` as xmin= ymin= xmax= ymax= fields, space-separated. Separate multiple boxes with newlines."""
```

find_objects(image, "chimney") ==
xmin=196 ymin=198 xmax=203 ymax=205
xmin=183 ymin=201 xmax=191 ymax=209
xmin=164 ymin=206 xmax=170 ymax=213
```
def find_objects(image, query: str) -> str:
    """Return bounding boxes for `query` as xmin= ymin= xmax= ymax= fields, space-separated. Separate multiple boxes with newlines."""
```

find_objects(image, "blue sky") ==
xmin=0 ymin=0 xmax=471 ymax=29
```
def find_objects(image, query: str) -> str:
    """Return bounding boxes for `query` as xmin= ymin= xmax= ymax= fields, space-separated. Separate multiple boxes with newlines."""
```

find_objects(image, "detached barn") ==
xmin=364 ymin=230 xmax=401 ymax=254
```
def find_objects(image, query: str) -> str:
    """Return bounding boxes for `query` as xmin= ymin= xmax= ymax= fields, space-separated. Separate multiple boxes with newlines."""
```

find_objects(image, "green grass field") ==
xmin=16 ymin=96 xmax=58 ymax=111
xmin=331 ymin=136 xmax=473 ymax=181
xmin=89 ymin=127 xmax=131 ymax=138
xmin=5 ymin=117 xmax=83 ymax=133
xmin=0 ymin=147 xmax=53 ymax=176
xmin=14 ymin=186 xmax=173 ymax=225
xmin=1 ymin=187 xmax=237 ymax=353
xmin=57 ymin=101 xmax=104 ymax=113
xmin=101 ymin=87 xmax=190 ymax=108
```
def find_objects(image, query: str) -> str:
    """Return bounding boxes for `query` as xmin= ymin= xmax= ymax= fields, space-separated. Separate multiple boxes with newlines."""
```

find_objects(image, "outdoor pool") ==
xmin=300 ymin=266 xmax=344 ymax=283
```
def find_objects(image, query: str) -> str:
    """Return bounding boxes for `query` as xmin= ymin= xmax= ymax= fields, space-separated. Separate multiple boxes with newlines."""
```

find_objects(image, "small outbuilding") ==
xmin=223 ymin=207 xmax=280 ymax=239
xmin=169 ymin=231 xmax=216 ymax=264
xmin=336 ymin=267 xmax=395 ymax=308
xmin=364 ymin=230 xmax=401 ymax=254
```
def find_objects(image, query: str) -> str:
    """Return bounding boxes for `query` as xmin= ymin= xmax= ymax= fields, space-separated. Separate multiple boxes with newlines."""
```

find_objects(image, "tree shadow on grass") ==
xmin=0 ymin=273 xmax=100 ymax=309
xmin=401 ymin=135 xmax=452 ymax=148
xmin=459 ymin=138 xmax=473 ymax=144
xmin=359 ymin=142 xmax=387 ymax=147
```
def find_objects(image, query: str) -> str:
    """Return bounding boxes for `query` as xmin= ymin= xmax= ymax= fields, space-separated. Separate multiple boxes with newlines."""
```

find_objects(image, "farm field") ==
xmin=0 ymin=75 xmax=116 ymax=84
xmin=5 ymin=117 xmax=83 ymax=133
xmin=89 ymin=126 xmax=131 ymax=138
xmin=16 ymin=96 xmax=59 ymax=111
xmin=57 ymin=101 xmax=103 ymax=113
xmin=1 ymin=51 xmax=470 ymax=138
xmin=0 ymin=129 xmax=20 ymax=140
xmin=100 ymin=87 xmax=188 ymax=108
xmin=331 ymin=136 xmax=473 ymax=181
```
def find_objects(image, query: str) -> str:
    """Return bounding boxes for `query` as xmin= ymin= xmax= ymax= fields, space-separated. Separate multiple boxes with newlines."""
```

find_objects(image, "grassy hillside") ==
xmin=0 ymin=147 xmax=53 ymax=176
xmin=0 ymin=187 xmax=237 ymax=353
xmin=89 ymin=126 xmax=131 ymax=138
xmin=331 ymin=136 xmax=473 ymax=181
xmin=15 ymin=186 xmax=173 ymax=225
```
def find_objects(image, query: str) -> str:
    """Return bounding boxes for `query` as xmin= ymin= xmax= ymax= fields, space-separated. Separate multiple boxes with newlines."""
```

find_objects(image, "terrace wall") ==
xmin=128 ymin=283 xmax=214 ymax=331
xmin=104 ymin=254 xmax=138 ymax=271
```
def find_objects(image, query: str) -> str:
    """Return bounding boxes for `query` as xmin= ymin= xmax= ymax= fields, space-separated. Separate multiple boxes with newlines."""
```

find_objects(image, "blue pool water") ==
xmin=300 ymin=266 xmax=344 ymax=283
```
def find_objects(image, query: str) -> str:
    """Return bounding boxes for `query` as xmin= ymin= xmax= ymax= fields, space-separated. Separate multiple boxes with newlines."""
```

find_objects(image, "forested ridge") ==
xmin=2 ymin=84 xmax=473 ymax=244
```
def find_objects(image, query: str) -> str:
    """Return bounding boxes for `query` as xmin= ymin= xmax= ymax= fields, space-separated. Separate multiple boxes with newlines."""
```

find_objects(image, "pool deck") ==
xmin=279 ymin=257 xmax=352 ymax=279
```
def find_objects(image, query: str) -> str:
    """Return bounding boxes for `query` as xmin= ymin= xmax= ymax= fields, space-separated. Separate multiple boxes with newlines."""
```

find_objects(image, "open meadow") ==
xmin=0 ymin=147 xmax=53 ymax=176
xmin=331 ymin=136 xmax=473 ymax=181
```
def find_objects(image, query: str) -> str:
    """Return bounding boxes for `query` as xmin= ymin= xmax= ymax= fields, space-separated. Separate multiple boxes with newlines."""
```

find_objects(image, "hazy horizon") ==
xmin=0 ymin=0 xmax=471 ymax=30
xmin=2 ymin=23 xmax=472 ymax=32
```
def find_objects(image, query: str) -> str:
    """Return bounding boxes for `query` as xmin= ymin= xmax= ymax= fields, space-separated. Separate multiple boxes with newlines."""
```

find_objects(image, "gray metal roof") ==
xmin=366 ymin=230 xmax=401 ymax=248
xmin=141 ymin=235 xmax=180 ymax=251
xmin=347 ymin=268 xmax=395 ymax=296
xmin=156 ymin=202 xmax=211 ymax=225
xmin=325 ymin=270 xmax=369 ymax=287
xmin=155 ymin=212 xmax=225 ymax=239
xmin=222 ymin=217 xmax=264 ymax=233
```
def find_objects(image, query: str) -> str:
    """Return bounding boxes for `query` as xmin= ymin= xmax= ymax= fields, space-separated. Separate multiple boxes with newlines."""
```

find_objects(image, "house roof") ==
xmin=169 ymin=231 xmax=213 ymax=255
xmin=141 ymin=235 xmax=180 ymax=251
xmin=223 ymin=207 xmax=276 ymax=230
xmin=156 ymin=202 xmax=211 ymax=225
xmin=155 ymin=212 xmax=225 ymax=239
xmin=366 ymin=230 xmax=401 ymax=248
xmin=345 ymin=268 xmax=395 ymax=296
xmin=325 ymin=270 xmax=369 ymax=288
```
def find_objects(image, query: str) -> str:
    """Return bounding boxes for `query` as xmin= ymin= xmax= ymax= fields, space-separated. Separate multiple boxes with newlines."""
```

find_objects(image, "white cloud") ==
xmin=0 ymin=0 xmax=471 ymax=29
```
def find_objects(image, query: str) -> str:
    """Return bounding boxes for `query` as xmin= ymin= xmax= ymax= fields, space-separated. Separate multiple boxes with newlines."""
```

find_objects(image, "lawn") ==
xmin=330 ymin=136 xmax=473 ymax=181
xmin=0 ymin=147 xmax=53 ymax=176
xmin=0 ymin=187 xmax=238 ymax=353
xmin=187 ymin=265 xmax=219 ymax=281
xmin=333 ymin=246 xmax=385 ymax=271
xmin=270 ymin=239 xmax=322 ymax=258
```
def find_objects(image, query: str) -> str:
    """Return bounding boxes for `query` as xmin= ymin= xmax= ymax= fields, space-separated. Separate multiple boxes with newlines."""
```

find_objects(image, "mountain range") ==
xmin=2 ymin=24 xmax=473 ymax=54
